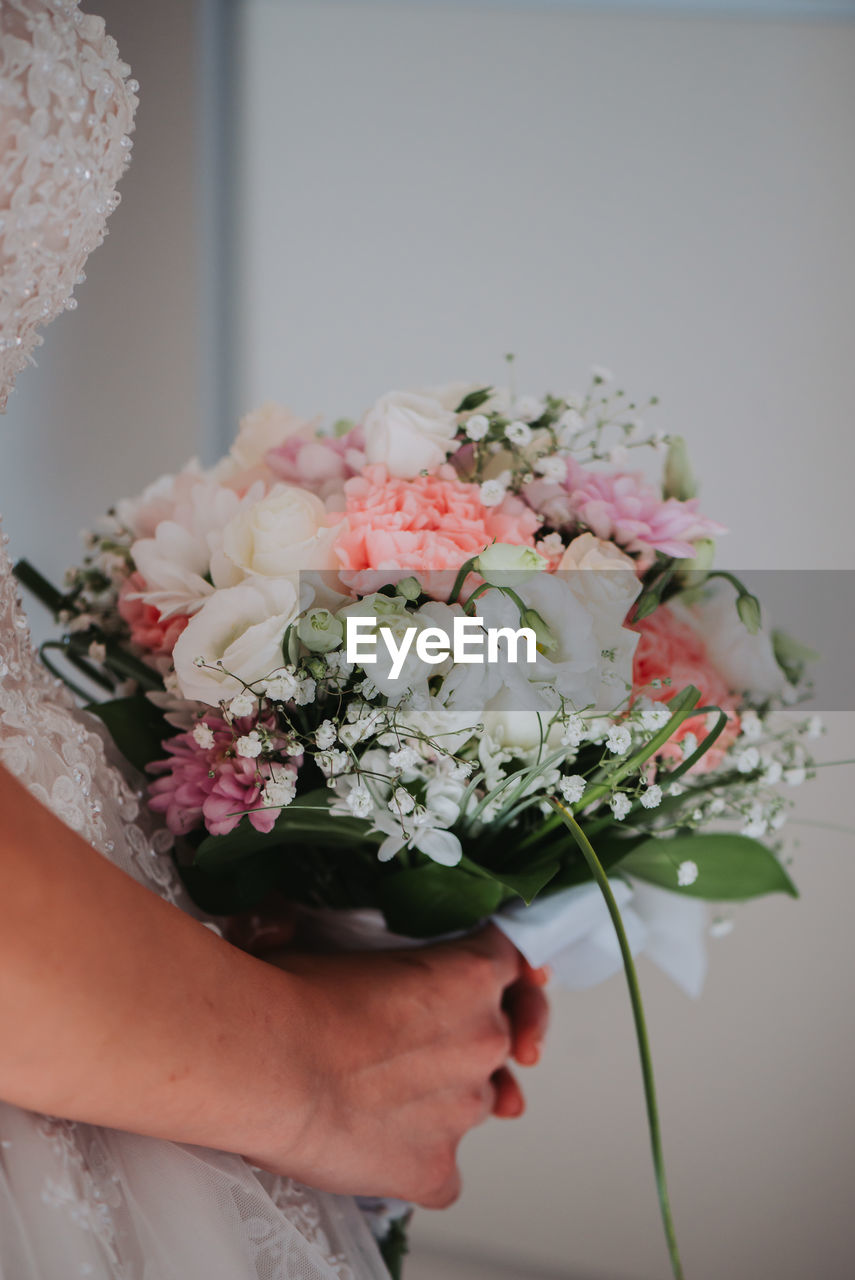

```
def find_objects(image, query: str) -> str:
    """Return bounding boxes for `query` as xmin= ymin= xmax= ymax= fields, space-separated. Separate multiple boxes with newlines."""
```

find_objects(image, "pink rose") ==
xmin=118 ymin=572 xmax=189 ymax=657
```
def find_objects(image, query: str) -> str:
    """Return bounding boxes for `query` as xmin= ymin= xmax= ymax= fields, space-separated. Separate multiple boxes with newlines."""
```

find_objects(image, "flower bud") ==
xmin=296 ymin=608 xmax=344 ymax=653
xmin=664 ymin=435 xmax=696 ymax=501
xmin=475 ymin=542 xmax=547 ymax=587
xmin=395 ymin=576 xmax=422 ymax=601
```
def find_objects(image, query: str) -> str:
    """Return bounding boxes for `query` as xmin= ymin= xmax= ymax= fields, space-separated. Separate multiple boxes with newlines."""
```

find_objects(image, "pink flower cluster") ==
xmin=632 ymin=605 xmax=740 ymax=770
xmin=526 ymin=460 xmax=725 ymax=567
xmin=335 ymin=463 xmax=540 ymax=598
xmin=148 ymin=713 xmax=297 ymax=836
xmin=266 ymin=425 xmax=366 ymax=506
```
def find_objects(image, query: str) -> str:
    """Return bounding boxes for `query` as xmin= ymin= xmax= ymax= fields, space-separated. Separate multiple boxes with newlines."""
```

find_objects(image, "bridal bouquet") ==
xmin=17 ymin=371 xmax=820 ymax=1278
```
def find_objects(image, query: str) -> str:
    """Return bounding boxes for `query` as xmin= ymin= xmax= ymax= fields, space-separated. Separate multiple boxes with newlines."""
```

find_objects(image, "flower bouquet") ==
xmin=16 ymin=370 xmax=822 ymax=1278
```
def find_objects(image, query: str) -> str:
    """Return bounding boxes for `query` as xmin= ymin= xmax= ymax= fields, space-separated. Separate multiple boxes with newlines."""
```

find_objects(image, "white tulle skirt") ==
xmin=0 ymin=1101 xmax=389 ymax=1280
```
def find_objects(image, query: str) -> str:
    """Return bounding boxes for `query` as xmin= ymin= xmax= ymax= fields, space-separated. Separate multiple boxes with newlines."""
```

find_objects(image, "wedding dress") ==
xmin=0 ymin=4 xmax=388 ymax=1276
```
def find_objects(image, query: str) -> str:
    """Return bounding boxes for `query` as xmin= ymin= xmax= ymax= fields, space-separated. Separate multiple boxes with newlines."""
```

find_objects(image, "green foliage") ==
xmin=455 ymin=386 xmax=493 ymax=413
xmin=620 ymin=832 xmax=799 ymax=900
xmin=85 ymin=695 xmax=169 ymax=774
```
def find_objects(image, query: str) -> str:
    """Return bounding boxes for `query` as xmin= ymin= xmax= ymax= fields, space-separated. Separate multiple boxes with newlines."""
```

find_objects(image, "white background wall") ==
xmin=235 ymin=4 xmax=855 ymax=1278
xmin=1 ymin=2 xmax=854 ymax=1277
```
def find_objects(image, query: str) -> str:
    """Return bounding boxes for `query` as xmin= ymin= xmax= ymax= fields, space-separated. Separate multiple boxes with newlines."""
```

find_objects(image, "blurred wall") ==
xmin=234 ymin=4 xmax=855 ymax=1278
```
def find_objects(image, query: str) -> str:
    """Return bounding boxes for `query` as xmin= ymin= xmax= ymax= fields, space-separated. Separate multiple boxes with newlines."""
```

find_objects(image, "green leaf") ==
xmin=85 ymin=695 xmax=169 ymax=773
xmin=460 ymin=853 xmax=560 ymax=904
xmin=455 ymin=387 xmax=493 ymax=413
xmin=13 ymin=558 xmax=69 ymax=615
xmin=772 ymin=628 xmax=819 ymax=685
xmin=379 ymin=863 xmax=504 ymax=937
xmin=620 ymin=833 xmax=799 ymax=901
xmin=194 ymin=790 xmax=382 ymax=870
xmin=178 ymin=851 xmax=282 ymax=915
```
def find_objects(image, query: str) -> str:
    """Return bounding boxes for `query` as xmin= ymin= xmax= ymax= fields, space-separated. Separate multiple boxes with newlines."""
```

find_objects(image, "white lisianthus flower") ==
xmin=682 ymin=581 xmax=784 ymax=698
xmin=474 ymin=542 xmax=547 ymax=587
xmin=362 ymin=390 xmax=459 ymax=478
xmin=172 ymin=576 xmax=301 ymax=705
xmin=222 ymin=484 xmax=343 ymax=578
xmin=558 ymin=534 xmax=641 ymax=712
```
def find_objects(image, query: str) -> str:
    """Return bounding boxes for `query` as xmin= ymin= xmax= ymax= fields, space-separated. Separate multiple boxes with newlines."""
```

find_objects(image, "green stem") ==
xmin=447 ymin=556 xmax=478 ymax=605
xmin=549 ymin=798 xmax=685 ymax=1280
xmin=13 ymin=559 xmax=69 ymax=615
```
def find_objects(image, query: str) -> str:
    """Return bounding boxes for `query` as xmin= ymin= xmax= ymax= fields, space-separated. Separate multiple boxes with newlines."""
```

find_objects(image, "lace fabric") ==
xmin=0 ymin=4 xmax=388 ymax=1276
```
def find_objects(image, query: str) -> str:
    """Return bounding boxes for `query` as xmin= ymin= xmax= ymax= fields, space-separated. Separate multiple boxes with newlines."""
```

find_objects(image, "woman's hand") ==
xmin=254 ymin=926 xmax=549 ymax=1208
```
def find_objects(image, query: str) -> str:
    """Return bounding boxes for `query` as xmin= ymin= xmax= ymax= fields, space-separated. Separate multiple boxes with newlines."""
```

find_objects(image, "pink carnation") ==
xmin=565 ymin=460 xmax=725 ymax=562
xmin=267 ymin=426 xmax=366 ymax=507
xmin=118 ymin=572 xmax=189 ymax=657
xmin=525 ymin=460 xmax=725 ymax=566
xmin=632 ymin=605 xmax=741 ymax=770
xmin=335 ymin=463 xmax=540 ymax=598
xmin=148 ymin=713 xmax=297 ymax=837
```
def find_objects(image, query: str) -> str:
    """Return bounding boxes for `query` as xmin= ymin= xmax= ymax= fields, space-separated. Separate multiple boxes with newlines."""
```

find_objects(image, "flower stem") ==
xmin=549 ymin=798 xmax=686 ymax=1280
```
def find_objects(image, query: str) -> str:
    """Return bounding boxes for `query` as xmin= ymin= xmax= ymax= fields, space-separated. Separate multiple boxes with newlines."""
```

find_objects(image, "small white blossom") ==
xmin=389 ymin=745 xmax=421 ymax=773
xmin=708 ymin=796 xmax=726 ymax=815
xmin=388 ymin=788 xmax=416 ymax=816
xmin=710 ymin=916 xmax=734 ymax=939
xmin=314 ymin=720 xmax=337 ymax=750
xmin=192 ymin=721 xmax=215 ymax=749
xmin=610 ymin=792 xmax=632 ymax=820
xmin=505 ymin=419 xmax=533 ymax=446
xmin=228 ymin=691 xmax=256 ymax=719
xmin=513 ymin=396 xmax=545 ymax=423
xmin=88 ymin=640 xmax=106 ymax=664
xmin=533 ymin=454 xmax=567 ymax=482
xmin=465 ymin=414 xmax=490 ymax=441
xmin=741 ymin=815 xmax=768 ymax=838
xmin=784 ymin=766 xmax=806 ymax=787
xmin=235 ymin=731 xmax=263 ymax=759
xmin=192 ymin=654 xmax=206 ymax=668
xmin=264 ymin=671 xmax=300 ymax=702
xmin=681 ymin=733 xmax=698 ymax=760
xmin=346 ymin=785 xmax=374 ymax=818
xmin=640 ymin=784 xmax=663 ymax=810
xmin=605 ymin=724 xmax=632 ymax=756
xmin=317 ymin=749 xmax=349 ymax=779
xmin=68 ymin=613 xmax=95 ymax=634
xmin=762 ymin=759 xmax=783 ymax=785
xmin=608 ymin=445 xmax=629 ymax=466
xmin=637 ymin=700 xmax=671 ymax=733
xmin=669 ymin=782 xmax=685 ymax=797
xmin=558 ymin=774 xmax=586 ymax=804
xmin=261 ymin=765 xmax=297 ymax=809
xmin=591 ymin=365 xmax=613 ymax=384
xmin=781 ymin=682 xmax=800 ymax=705
xmin=294 ymin=675 xmax=317 ymax=706
xmin=806 ymin=715 xmax=824 ymax=740
xmin=677 ymin=860 xmax=699 ymax=887
xmin=736 ymin=747 xmax=761 ymax=774
xmin=740 ymin=709 xmax=763 ymax=740
xmin=561 ymin=715 xmax=586 ymax=748
xmin=479 ymin=479 xmax=507 ymax=508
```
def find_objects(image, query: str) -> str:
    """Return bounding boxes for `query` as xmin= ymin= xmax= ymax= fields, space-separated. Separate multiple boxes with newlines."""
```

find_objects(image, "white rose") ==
xmin=362 ymin=391 xmax=459 ymax=478
xmin=173 ymin=576 xmax=301 ymax=705
xmin=222 ymin=484 xmax=343 ymax=578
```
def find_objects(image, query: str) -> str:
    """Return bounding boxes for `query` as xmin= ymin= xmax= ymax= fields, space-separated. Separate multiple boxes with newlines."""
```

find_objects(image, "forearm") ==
xmin=0 ymin=764 xmax=312 ymax=1165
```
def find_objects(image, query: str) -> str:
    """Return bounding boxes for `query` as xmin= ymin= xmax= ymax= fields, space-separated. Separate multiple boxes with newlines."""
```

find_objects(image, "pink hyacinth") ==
xmin=266 ymin=425 xmax=366 ymax=506
xmin=526 ymin=460 xmax=725 ymax=564
xmin=335 ymin=463 xmax=540 ymax=599
xmin=148 ymin=713 xmax=297 ymax=837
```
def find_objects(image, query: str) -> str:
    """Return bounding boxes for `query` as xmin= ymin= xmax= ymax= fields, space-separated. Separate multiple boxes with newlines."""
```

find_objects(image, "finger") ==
xmin=490 ymin=1065 xmax=525 ymax=1119
xmin=463 ymin=923 xmax=525 ymax=987
xmin=521 ymin=959 xmax=551 ymax=987
xmin=503 ymin=978 xmax=550 ymax=1066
